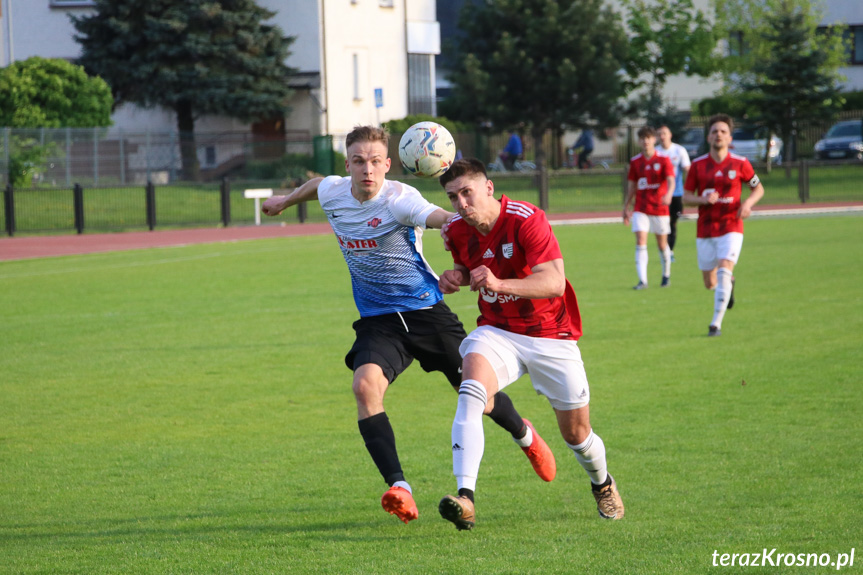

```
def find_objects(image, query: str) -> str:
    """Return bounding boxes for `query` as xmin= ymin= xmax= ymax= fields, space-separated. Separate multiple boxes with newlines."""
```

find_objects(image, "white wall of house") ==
xmin=1 ymin=0 xmax=441 ymax=140
xmin=2 ymin=0 xmax=86 ymax=65
xmin=320 ymin=1 xmax=409 ymax=138
xmin=261 ymin=0 xmax=325 ymax=135
xmin=821 ymin=0 xmax=863 ymax=91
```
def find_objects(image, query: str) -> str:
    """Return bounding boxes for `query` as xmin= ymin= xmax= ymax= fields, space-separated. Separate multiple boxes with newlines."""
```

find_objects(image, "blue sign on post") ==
xmin=374 ymin=88 xmax=383 ymax=108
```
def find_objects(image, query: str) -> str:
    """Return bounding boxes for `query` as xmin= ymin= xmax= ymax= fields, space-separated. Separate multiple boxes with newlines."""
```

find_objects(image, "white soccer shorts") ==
xmin=459 ymin=325 xmax=590 ymax=411
xmin=631 ymin=211 xmax=670 ymax=235
xmin=697 ymin=232 xmax=744 ymax=270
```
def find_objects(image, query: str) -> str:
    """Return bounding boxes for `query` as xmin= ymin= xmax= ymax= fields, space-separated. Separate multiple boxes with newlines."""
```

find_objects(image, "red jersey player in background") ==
xmin=623 ymin=126 xmax=676 ymax=289
xmin=683 ymin=114 xmax=765 ymax=337
xmin=434 ymin=158 xmax=624 ymax=531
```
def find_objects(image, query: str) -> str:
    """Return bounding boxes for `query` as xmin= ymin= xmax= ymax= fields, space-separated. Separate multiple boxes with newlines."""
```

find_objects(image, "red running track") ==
xmin=1 ymin=202 xmax=860 ymax=262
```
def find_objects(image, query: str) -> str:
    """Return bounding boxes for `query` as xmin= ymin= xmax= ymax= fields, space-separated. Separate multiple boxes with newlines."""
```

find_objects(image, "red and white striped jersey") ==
xmin=684 ymin=153 xmax=758 ymax=238
xmin=627 ymin=152 xmax=675 ymax=216
xmin=447 ymin=196 xmax=582 ymax=340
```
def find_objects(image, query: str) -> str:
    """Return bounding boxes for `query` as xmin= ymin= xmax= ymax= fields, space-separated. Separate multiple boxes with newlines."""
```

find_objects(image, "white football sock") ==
xmin=512 ymin=424 xmax=533 ymax=448
xmin=660 ymin=246 xmax=672 ymax=278
xmin=635 ymin=245 xmax=648 ymax=284
xmin=567 ymin=430 xmax=608 ymax=486
xmin=392 ymin=481 xmax=412 ymax=494
xmin=452 ymin=379 xmax=487 ymax=492
xmin=712 ymin=268 xmax=733 ymax=328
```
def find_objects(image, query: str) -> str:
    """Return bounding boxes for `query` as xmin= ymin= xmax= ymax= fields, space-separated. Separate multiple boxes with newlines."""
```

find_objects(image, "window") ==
xmin=853 ymin=26 xmax=863 ymax=65
xmin=352 ymin=53 xmax=360 ymax=101
xmin=50 ymin=0 xmax=96 ymax=6
xmin=205 ymin=146 xmax=217 ymax=167
xmin=820 ymin=25 xmax=863 ymax=66
xmin=408 ymin=54 xmax=435 ymax=115
xmin=728 ymin=31 xmax=747 ymax=57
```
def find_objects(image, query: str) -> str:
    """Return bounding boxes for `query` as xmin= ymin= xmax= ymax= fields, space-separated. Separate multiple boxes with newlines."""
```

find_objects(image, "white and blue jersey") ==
xmin=657 ymin=142 xmax=691 ymax=198
xmin=318 ymin=176 xmax=443 ymax=318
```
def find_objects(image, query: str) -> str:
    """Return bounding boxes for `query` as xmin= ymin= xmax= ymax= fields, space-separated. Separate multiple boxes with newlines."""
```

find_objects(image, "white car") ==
xmin=730 ymin=128 xmax=783 ymax=163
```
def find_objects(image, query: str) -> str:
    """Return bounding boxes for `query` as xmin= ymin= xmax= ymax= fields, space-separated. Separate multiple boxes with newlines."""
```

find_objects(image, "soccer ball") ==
xmin=398 ymin=122 xmax=457 ymax=178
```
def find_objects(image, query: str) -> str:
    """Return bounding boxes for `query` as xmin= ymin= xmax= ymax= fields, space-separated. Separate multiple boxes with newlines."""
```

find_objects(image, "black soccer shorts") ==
xmin=345 ymin=300 xmax=466 ymax=388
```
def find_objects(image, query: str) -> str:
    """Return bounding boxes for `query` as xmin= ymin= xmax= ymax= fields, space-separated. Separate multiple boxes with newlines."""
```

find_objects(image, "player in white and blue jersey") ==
xmin=262 ymin=126 xmax=555 ymax=525
xmin=656 ymin=125 xmax=691 ymax=261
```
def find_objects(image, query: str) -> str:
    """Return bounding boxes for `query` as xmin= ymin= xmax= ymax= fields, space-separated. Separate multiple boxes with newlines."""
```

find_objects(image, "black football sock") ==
xmin=358 ymin=412 xmax=404 ymax=486
xmin=458 ymin=488 xmax=475 ymax=503
xmin=486 ymin=391 xmax=526 ymax=437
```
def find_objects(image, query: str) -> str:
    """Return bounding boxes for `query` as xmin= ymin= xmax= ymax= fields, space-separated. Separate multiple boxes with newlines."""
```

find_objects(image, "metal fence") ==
xmin=3 ymin=113 xmax=861 ymax=190
xmin=3 ymin=158 xmax=860 ymax=236
xmin=0 ymin=128 xmax=316 ymax=188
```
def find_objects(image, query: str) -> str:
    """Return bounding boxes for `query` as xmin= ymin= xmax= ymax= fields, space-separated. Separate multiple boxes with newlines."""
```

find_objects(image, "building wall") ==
xmin=2 ymin=0 xmax=86 ymax=65
xmin=821 ymin=0 xmax=863 ymax=91
xmin=321 ymin=0 xmax=410 ymax=138
xmin=1 ymin=0 xmax=440 ymax=140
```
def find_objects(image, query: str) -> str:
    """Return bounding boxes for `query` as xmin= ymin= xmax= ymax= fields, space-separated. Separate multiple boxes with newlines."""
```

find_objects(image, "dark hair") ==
xmin=637 ymin=126 xmax=657 ymax=139
xmin=439 ymin=158 xmax=487 ymax=188
xmin=707 ymin=114 xmax=734 ymax=133
xmin=346 ymin=125 xmax=389 ymax=150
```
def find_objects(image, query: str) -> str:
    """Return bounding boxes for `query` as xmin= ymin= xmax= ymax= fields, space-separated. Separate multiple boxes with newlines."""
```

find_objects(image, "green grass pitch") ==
xmin=1 ymin=214 xmax=861 ymax=574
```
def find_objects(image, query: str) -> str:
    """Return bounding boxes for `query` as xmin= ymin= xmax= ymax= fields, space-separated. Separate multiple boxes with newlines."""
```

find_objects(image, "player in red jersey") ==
xmin=683 ymin=114 xmax=765 ymax=336
xmin=434 ymin=158 xmax=624 ymax=530
xmin=623 ymin=126 xmax=676 ymax=289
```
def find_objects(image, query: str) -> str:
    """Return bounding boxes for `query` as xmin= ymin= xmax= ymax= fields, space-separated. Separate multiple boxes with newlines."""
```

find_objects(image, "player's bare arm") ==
xmin=683 ymin=188 xmax=718 ymax=205
xmin=739 ymin=182 xmax=765 ymax=219
xmin=623 ymin=181 xmax=636 ymax=224
xmin=425 ymin=208 xmax=457 ymax=230
xmin=470 ymin=259 xmax=566 ymax=299
xmin=663 ymin=177 xmax=675 ymax=205
xmin=439 ymin=264 xmax=470 ymax=294
xmin=262 ymin=177 xmax=323 ymax=216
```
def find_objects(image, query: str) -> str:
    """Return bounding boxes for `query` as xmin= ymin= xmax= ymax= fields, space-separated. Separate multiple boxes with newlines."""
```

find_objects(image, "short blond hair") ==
xmin=346 ymin=125 xmax=389 ymax=149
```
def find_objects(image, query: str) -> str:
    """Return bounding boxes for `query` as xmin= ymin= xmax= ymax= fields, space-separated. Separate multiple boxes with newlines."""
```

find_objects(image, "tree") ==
xmin=624 ymin=0 xmax=718 ymax=128
xmin=444 ymin=0 xmax=629 ymax=208
xmin=72 ymin=0 xmax=296 ymax=181
xmin=0 ymin=56 xmax=113 ymax=128
xmin=715 ymin=0 xmax=846 ymax=164
xmin=0 ymin=57 xmax=112 ymax=186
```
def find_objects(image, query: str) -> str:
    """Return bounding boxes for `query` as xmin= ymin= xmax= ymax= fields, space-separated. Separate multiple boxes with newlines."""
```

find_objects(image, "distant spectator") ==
xmin=572 ymin=129 xmax=595 ymax=169
xmin=500 ymin=130 xmax=523 ymax=170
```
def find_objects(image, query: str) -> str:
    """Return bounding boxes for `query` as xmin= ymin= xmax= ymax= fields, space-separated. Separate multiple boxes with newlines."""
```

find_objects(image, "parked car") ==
xmin=679 ymin=127 xmax=705 ymax=159
xmin=730 ymin=128 xmax=783 ymax=163
xmin=813 ymin=120 xmax=863 ymax=161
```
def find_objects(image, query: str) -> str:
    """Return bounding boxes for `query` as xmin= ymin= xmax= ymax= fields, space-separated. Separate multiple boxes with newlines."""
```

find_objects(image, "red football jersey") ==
xmin=447 ymin=196 xmax=582 ymax=340
xmin=627 ymin=152 xmax=675 ymax=216
xmin=684 ymin=153 xmax=758 ymax=238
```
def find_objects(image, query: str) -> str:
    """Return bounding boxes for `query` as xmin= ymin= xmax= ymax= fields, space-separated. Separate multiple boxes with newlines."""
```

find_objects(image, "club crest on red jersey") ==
xmin=502 ymin=243 xmax=514 ymax=259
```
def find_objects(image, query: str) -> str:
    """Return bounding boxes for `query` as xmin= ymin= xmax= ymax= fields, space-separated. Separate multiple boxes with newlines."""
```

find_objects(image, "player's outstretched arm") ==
xmin=262 ymin=177 xmax=323 ymax=216
xmin=471 ymin=259 xmax=566 ymax=299
xmin=425 ymin=208 xmax=456 ymax=229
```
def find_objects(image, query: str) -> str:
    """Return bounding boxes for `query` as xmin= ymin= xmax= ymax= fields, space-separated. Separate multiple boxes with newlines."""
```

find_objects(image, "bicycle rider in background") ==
xmin=500 ymin=130 xmax=523 ymax=171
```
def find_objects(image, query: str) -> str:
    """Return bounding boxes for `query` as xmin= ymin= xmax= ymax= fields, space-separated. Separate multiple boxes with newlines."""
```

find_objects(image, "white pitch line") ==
xmin=550 ymin=205 xmax=863 ymax=227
